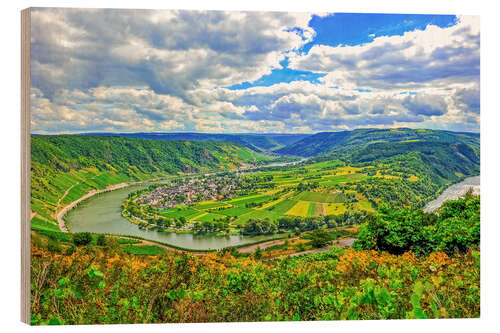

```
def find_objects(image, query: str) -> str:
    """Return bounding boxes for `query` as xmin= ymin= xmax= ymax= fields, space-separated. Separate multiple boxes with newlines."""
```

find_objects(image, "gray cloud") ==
xmin=29 ymin=10 xmax=479 ymax=134
xmin=402 ymin=95 xmax=448 ymax=116
xmin=31 ymin=8 xmax=312 ymax=100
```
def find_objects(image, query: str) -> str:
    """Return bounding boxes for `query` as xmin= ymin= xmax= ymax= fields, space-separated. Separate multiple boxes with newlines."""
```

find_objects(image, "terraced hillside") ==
xmin=30 ymin=135 xmax=273 ymax=232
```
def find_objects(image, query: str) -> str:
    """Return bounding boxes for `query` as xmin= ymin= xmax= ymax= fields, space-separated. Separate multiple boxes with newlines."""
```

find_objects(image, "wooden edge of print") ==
xmin=21 ymin=7 xmax=31 ymax=325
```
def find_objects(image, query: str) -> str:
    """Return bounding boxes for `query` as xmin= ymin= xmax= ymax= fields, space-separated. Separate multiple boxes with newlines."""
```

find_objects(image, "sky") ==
xmin=30 ymin=9 xmax=480 ymax=134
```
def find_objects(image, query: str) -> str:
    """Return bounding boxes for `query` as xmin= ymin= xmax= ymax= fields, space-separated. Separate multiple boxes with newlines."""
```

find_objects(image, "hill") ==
xmin=30 ymin=135 xmax=273 ymax=228
xmin=276 ymin=128 xmax=480 ymax=157
xmin=76 ymin=132 xmax=310 ymax=153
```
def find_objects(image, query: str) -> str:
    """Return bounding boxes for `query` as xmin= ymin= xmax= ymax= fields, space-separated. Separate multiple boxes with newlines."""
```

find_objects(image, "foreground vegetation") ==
xmin=30 ymin=195 xmax=480 ymax=324
xmin=29 ymin=130 xmax=481 ymax=324
xmin=31 ymin=240 xmax=479 ymax=324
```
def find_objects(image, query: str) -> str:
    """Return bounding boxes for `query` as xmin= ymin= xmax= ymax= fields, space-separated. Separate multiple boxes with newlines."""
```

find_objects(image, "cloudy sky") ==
xmin=30 ymin=9 xmax=479 ymax=134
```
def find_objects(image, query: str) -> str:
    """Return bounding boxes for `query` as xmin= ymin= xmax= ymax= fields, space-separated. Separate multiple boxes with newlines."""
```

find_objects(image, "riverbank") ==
xmin=56 ymin=182 xmax=136 ymax=232
xmin=424 ymin=175 xmax=480 ymax=213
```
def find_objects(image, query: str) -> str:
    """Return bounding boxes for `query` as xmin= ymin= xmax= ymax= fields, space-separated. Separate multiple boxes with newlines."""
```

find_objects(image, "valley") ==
xmin=29 ymin=128 xmax=481 ymax=323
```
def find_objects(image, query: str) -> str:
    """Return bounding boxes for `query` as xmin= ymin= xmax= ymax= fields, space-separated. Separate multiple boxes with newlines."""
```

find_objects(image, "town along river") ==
xmin=65 ymin=160 xmax=308 ymax=250
xmin=65 ymin=184 xmax=281 ymax=250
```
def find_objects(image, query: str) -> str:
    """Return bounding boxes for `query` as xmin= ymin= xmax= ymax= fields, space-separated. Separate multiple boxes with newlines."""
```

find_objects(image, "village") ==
xmin=136 ymin=174 xmax=245 ymax=209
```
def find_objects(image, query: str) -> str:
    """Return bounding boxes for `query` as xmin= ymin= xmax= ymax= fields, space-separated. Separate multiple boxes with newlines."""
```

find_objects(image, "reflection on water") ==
xmin=424 ymin=176 xmax=480 ymax=213
xmin=65 ymin=184 xmax=278 ymax=250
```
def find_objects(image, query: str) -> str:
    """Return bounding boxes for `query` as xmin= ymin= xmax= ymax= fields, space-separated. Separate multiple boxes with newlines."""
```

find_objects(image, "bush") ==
xmin=97 ymin=234 xmax=107 ymax=246
xmin=73 ymin=232 xmax=92 ymax=246
xmin=353 ymin=195 xmax=480 ymax=256
xmin=47 ymin=239 xmax=62 ymax=253
xmin=309 ymin=229 xmax=332 ymax=248
xmin=254 ymin=247 xmax=262 ymax=259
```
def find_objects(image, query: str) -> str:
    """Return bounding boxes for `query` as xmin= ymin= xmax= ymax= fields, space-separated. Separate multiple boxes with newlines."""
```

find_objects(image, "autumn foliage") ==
xmin=30 ymin=240 xmax=479 ymax=324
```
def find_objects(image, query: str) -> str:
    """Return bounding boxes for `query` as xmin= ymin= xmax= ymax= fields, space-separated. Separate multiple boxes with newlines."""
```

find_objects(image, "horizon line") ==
xmin=30 ymin=127 xmax=481 ymax=136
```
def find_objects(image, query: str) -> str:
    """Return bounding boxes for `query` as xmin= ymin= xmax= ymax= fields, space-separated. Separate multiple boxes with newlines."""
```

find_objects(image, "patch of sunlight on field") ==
xmin=286 ymin=200 xmax=310 ymax=217
xmin=258 ymin=196 xmax=286 ymax=210
xmin=374 ymin=170 xmax=400 ymax=180
xmin=355 ymin=201 xmax=374 ymax=212
xmin=189 ymin=212 xmax=207 ymax=221
xmin=295 ymin=191 xmax=345 ymax=203
xmin=314 ymin=202 xmax=326 ymax=216
xmin=336 ymin=166 xmax=366 ymax=174
xmin=408 ymin=175 xmax=419 ymax=182
xmin=325 ymin=203 xmax=346 ymax=215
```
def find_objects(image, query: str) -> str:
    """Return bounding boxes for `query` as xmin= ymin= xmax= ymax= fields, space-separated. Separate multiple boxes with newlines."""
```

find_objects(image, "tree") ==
xmin=73 ymin=232 xmax=92 ymax=246
xmin=254 ymin=247 xmax=263 ymax=259
xmin=309 ymin=229 xmax=332 ymax=248
xmin=96 ymin=234 xmax=107 ymax=246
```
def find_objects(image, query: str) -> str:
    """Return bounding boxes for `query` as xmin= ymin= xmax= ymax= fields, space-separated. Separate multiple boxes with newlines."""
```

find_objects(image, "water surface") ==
xmin=66 ymin=184 xmax=279 ymax=250
xmin=424 ymin=176 xmax=480 ymax=213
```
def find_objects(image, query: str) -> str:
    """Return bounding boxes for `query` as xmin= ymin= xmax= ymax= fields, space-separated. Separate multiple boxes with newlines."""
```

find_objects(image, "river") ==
xmin=65 ymin=184 xmax=283 ymax=250
xmin=65 ymin=160 xmax=307 ymax=250
xmin=423 ymin=176 xmax=480 ymax=213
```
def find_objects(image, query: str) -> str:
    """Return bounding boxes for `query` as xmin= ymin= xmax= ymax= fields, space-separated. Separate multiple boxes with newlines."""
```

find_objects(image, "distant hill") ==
xmin=76 ymin=132 xmax=310 ymax=153
xmin=30 ymin=135 xmax=273 ymax=223
xmin=276 ymin=128 xmax=480 ymax=157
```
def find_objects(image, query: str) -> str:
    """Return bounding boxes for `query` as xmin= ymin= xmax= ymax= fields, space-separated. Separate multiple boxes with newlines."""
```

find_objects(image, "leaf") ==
xmin=413 ymin=308 xmax=428 ymax=319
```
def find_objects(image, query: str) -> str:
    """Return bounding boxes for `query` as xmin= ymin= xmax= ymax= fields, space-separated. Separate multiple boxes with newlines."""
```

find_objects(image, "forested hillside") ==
xmin=276 ymin=128 xmax=479 ymax=157
xmin=30 ymin=135 xmax=272 ymax=229
xmin=76 ymin=132 xmax=310 ymax=153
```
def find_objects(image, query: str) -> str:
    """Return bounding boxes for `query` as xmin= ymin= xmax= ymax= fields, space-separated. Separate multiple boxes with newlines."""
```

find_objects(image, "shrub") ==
xmin=96 ymin=234 xmax=107 ymax=246
xmin=309 ymin=229 xmax=332 ymax=248
xmin=72 ymin=232 xmax=92 ymax=246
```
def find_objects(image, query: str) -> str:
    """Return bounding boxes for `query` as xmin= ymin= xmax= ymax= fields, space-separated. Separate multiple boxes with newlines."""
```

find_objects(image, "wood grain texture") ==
xmin=21 ymin=7 xmax=31 ymax=325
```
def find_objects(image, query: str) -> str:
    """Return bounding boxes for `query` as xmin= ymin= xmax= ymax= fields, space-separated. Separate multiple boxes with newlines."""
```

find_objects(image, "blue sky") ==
xmin=30 ymin=9 xmax=479 ymax=134
xmin=228 ymin=13 xmax=458 ymax=90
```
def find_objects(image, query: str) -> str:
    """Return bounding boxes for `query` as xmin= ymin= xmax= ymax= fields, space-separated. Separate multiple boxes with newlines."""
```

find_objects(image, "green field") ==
xmin=234 ymin=209 xmax=282 ymax=225
xmin=307 ymin=202 xmax=316 ymax=217
xmin=216 ymin=206 xmax=254 ymax=217
xmin=295 ymin=191 xmax=346 ymax=203
xmin=286 ymin=201 xmax=310 ymax=217
xmin=228 ymin=194 xmax=273 ymax=207
xmin=159 ymin=208 xmax=200 ymax=219
xmin=192 ymin=201 xmax=229 ymax=210
xmin=193 ymin=213 xmax=226 ymax=222
xmin=265 ymin=199 xmax=297 ymax=215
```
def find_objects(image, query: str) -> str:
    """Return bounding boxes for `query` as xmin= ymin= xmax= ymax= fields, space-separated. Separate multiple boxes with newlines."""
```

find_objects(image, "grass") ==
xmin=354 ymin=201 xmax=374 ymax=213
xmin=159 ymin=208 xmax=200 ymax=219
xmin=114 ymin=238 xmax=142 ymax=245
xmin=192 ymin=201 xmax=229 ymax=210
xmin=216 ymin=206 xmax=254 ymax=217
xmin=266 ymin=199 xmax=297 ymax=215
xmin=194 ymin=213 xmax=226 ymax=222
xmin=286 ymin=201 xmax=310 ymax=217
xmin=307 ymin=202 xmax=316 ymax=217
xmin=121 ymin=245 xmax=164 ymax=256
xmin=320 ymin=173 xmax=367 ymax=186
xmin=228 ymin=194 xmax=273 ymax=207
xmin=295 ymin=191 xmax=346 ymax=203
xmin=31 ymin=217 xmax=60 ymax=232
xmin=314 ymin=202 xmax=325 ymax=216
xmin=325 ymin=203 xmax=346 ymax=215
xmin=235 ymin=209 xmax=282 ymax=225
